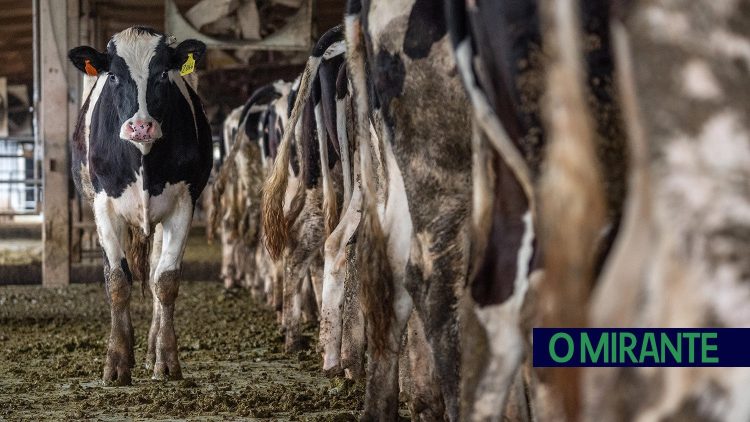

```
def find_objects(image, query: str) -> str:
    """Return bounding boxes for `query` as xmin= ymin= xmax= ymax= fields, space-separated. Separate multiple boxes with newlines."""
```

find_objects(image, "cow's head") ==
xmin=68 ymin=27 xmax=205 ymax=147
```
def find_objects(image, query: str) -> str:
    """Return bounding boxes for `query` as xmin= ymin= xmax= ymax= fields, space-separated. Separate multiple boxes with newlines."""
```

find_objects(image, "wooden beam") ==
xmin=39 ymin=0 xmax=71 ymax=287
xmin=0 ymin=36 xmax=34 ymax=49
xmin=0 ymin=22 xmax=32 ymax=32
xmin=0 ymin=8 xmax=32 ymax=20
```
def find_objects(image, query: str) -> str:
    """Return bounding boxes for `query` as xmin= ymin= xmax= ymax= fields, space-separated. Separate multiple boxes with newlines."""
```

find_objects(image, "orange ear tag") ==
xmin=84 ymin=59 xmax=98 ymax=76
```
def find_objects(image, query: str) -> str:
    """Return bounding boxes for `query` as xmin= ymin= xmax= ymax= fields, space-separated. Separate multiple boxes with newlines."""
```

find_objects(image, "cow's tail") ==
xmin=322 ymin=159 xmax=339 ymax=238
xmin=336 ymin=65 xmax=353 ymax=211
xmin=314 ymin=85 xmax=340 ymax=237
xmin=261 ymin=25 xmax=344 ymax=260
xmin=538 ymin=0 xmax=606 ymax=418
xmin=346 ymin=6 xmax=394 ymax=358
xmin=127 ymin=226 xmax=151 ymax=295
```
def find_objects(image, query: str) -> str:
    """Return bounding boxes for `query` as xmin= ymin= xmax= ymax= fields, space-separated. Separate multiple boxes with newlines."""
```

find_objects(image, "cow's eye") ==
xmin=161 ymin=71 xmax=169 ymax=79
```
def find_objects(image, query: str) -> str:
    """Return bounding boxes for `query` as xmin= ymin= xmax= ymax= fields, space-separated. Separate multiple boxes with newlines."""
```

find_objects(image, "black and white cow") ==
xmin=68 ymin=26 xmax=212 ymax=385
xmin=343 ymin=1 xmax=474 ymax=419
xmin=211 ymin=82 xmax=288 ymax=293
xmin=261 ymin=26 xmax=352 ymax=352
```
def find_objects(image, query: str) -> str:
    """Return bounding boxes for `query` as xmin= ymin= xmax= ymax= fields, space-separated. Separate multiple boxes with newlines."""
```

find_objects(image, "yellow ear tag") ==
xmin=84 ymin=59 xmax=98 ymax=76
xmin=180 ymin=53 xmax=195 ymax=76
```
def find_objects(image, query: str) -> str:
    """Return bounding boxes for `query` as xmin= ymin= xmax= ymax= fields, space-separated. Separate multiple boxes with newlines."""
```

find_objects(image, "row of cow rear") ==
xmin=204 ymin=2 xmax=600 ymax=420
xmin=206 ymin=0 xmax=749 ymax=421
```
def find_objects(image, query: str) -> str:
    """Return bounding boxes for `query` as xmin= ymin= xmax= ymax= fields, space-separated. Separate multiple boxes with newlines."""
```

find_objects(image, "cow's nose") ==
xmin=127 ymin=119 xmax=156 ymax=141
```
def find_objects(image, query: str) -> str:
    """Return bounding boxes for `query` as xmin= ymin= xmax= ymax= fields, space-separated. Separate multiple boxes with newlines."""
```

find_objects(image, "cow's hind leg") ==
xmin=340 ymin=240 xmax=365 ymax=379
xmin=95 ymin=198 xmax=134 ymax=386
xmin=282 ymin=194 xmax=324 ymax=351
xmin=361 ymin=283 xmax=413 ymax=421
xmin=151 ymin=194 xmax=193 ymax=380
xmin=408 ymin=217 xmax=470 ymax=421
xmin=321 ymin=185 xmax=362 ymax=373
xmin=405 ymin=311 xmax=446 ymax=420
xmin=282 ymin=248 xmax=314 ymax=352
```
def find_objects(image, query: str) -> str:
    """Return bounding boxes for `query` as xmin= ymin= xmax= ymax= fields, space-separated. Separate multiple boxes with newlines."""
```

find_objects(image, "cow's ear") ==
xmin=68 ymin=46 xmax=108 ymax=76
xmin=171 ymin=39 xmax=206 ymax=72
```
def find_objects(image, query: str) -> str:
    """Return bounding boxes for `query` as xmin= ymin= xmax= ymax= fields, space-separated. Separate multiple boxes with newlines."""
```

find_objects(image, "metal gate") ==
xmin=0 ymin=136 xmax=40 ymax=217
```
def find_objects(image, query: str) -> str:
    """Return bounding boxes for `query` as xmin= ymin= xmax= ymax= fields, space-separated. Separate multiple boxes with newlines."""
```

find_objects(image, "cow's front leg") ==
xmin=95 ymin=197 xmax=134 ymax=386
xmin=151 ymin=196 xmax=193 ymax=380
xmin=146 ymin=224 xmax=163 ymax=370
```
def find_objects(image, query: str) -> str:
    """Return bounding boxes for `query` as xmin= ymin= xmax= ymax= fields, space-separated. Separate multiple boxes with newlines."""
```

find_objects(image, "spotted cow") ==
xmin=344 ymin=1 xmax=474 ymax=419
xmin=68 ymin=26 xmax=212 ymax=385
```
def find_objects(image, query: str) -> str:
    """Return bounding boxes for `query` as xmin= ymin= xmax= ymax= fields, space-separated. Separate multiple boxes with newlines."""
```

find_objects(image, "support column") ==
xmin=39 ymin=0 xmax=73 ymax=287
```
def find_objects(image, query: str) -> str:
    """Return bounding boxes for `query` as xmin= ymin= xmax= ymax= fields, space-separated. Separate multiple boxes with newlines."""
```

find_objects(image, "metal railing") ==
xmin=0 ymin=136 xmax=41 ymax=216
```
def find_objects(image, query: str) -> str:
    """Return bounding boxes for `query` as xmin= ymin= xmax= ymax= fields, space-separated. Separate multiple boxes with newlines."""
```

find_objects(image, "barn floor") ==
xmin=0 ymin=281 xmax=365 ymax=421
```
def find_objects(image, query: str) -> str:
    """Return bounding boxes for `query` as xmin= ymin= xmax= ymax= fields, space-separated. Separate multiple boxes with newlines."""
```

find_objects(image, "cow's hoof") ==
xmin=323 ymin=365 xmax=344 ymax=378
xmin=152 ymin=361 xmax=183 ymax=381
xmin=102 ymin=365 xmax=132 ymax=386
xmin=344 ymin=367 xmax=365 ymax=382
xmin=285 ymin=338 xmax=304 ymax=353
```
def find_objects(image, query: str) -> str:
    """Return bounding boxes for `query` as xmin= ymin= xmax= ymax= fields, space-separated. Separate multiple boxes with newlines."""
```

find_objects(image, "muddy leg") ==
xmin=151 ymin=195 xmax=192 ymax=380
xmin=258 ymin=247 xmax=275 ymax=306
xmin=282 ymin=202 xmax=324 ymax=351
xmin=341 ymin=241 xmax=365 ymax=379
xmin=103 ymin=262 xmax=134 ymax=386
xmin=273 ymin=260 xmax=284 ymax=323
xmin=406 ymin=312 xmax=446 ymax=421
xmin=245 ymin=246 xmax=263 ymax=300
xmin=146 ymin=224 xmax=163 ymax=370
xmin=153 ymin=269 xmax=182 ymax=380
xmin=220 ymin=223 xmax=238 ymax=289
xmin=408 ymin=251 xmax=465 ymax=421
xmin=301 ymin=271 xmax=319 ymax=324
xmin=309 ymin=252 xmax=324 ymax=313
xmin=320 ymin=234 xmax=347 ymax=372
xmin=321 ymin=187 xmax=361 ymax=373
xmin=146 ymin=289 xmax=160 ymax=370
xmin=361 ymin=284 xmax=413 ymax=421
xmin=95 ymin=199 xmax=134 ymax=386
xmin=422 ymin=300 xmax=461 ymax=420
xmin=282 ymin=254 xmax=306 ymax=352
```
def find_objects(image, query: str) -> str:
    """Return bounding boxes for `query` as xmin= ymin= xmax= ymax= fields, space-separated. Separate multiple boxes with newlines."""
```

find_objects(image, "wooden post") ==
xmin=39 ymin=0 xmax=73 ymax=287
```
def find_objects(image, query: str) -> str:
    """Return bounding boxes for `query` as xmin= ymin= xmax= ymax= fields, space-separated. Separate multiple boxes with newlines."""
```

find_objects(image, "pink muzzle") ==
xmin=123 ymin=119 xmax=158 ymax=142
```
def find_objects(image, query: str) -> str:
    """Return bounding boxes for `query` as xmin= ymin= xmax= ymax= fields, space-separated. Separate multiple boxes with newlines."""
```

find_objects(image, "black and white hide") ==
xmin=68 ymin=26 xmax=212 ymax=385
xmin=345 ymin=1 xmax=474 ymax=420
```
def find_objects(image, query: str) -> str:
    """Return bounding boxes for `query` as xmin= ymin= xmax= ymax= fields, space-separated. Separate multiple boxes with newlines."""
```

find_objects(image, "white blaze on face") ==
xmin=111 ymin=29 xmax=164 ymax=152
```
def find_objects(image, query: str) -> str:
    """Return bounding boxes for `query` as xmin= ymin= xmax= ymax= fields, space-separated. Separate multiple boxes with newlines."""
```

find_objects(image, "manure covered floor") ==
xmin=0 ymin=282 xmax=364 ymax=421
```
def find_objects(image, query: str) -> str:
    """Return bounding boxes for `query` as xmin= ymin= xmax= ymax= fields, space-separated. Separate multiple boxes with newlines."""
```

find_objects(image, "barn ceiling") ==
xmin=0 ymin=0 xmax=345 ymax=87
